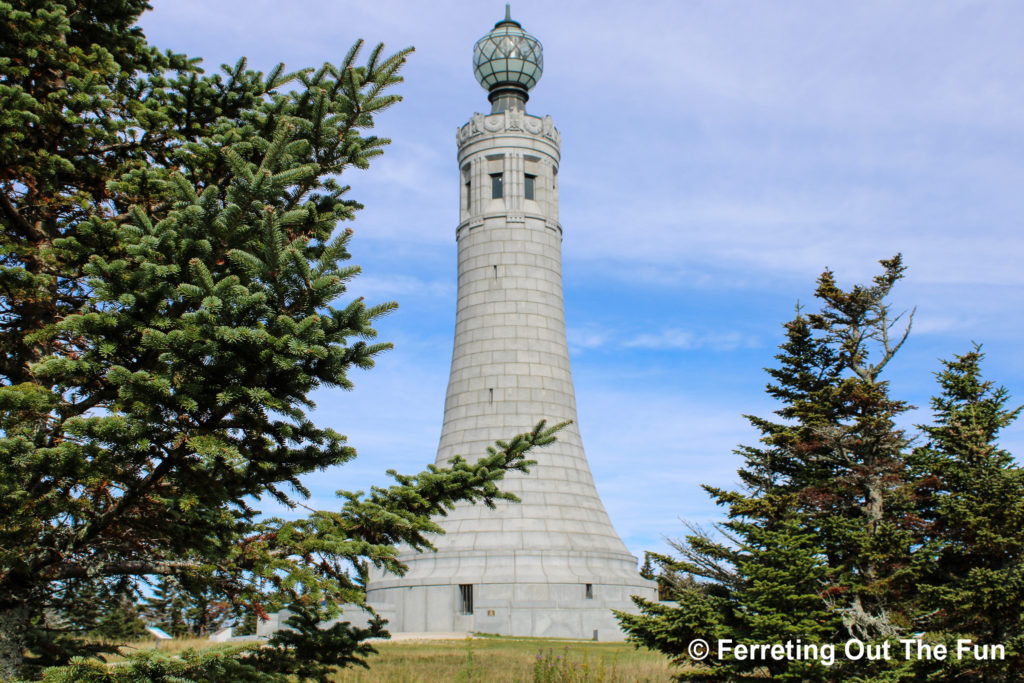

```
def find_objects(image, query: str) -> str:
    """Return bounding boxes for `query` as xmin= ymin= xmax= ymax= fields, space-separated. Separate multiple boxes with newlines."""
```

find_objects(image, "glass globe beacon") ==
xmin=473 ymin=6 xmax=543 ymax=96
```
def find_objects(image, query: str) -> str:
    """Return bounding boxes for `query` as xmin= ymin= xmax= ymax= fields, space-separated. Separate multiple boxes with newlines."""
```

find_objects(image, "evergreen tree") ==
xmin=91 ymin=596 xmax=147 ymax=643
xmin=619 ymin=259 xmax=917 ymax=681
xmin=640 ymin=551 xmax=702 ymax=601
xmin=908 ymin=349 xmax=1024 ymax=681
xmin=0 ymin=2 xmax=562 ymax=679
xmin=640 ymin=552 xmax=656 ymax=581
xmin=805 ymin=257 xmax=917 ymax=647
xmin=142 ymin=578 xmax=189 ymax=639
xmin=619 ymin=313 xmax=842 ymax=681
xmin=21 ymin=578 xmax=146 ymax=663
xmin=143 ymin=576 xmax=231 ymax=638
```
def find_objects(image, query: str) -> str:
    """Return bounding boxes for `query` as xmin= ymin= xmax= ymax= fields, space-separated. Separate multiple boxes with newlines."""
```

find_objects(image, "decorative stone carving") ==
xmin=471 ymin=112 xmax=484 ymax=134
xmin=542 ymin=115 xmax=555 ymax=141
xmin=505 ymin=107 xmax=524 ymax=131
xmin=483 ymin=115 xmax=502 ymax=133
xmin=458 ymin=112 xmax=562 ymax=146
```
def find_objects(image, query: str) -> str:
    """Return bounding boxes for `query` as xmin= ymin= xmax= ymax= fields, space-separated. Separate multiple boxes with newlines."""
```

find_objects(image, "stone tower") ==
xmin=365 ymin=6 xmax=656 ymax=640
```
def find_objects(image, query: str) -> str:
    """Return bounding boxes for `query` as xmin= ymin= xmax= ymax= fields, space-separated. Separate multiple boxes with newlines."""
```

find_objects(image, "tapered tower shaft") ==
xmin=365 ymin=8 xmax=655 ymax=640
xmin=437 ymin=108 xmax=631 ymax=556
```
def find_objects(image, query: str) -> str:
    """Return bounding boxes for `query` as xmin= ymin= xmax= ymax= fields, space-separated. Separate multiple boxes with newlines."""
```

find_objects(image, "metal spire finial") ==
xmin=494 ymin=3 xmax=521 ymax=28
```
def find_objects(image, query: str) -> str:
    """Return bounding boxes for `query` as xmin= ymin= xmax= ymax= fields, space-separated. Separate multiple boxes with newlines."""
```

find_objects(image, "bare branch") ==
xmin=0 ymin=190 xmax=40 ymax=240
xmin=54 ymin=559 xmax=201 ymax=580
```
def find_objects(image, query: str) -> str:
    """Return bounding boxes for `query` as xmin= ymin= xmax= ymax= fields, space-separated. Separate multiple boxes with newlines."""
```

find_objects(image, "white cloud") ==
xmin=566 ymin=325 xmax=612 ymax=351
xmin=350 ymin=274 xmax=453 ymax=299
xmin=546 ymin=1 xmax=1024 ymax=130
xmin=624 ymin=328 xmax=760 ymax=352
xmin=569 ymin=324 xmax=761 ymax=352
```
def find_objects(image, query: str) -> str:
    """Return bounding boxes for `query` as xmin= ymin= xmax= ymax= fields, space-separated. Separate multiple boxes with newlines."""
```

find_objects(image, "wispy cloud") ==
xmin=570 ymin=325 xmax=761 ymax=352
xmin=349 ymin=274 xmax=453 ymax=300
xmin=566 ymin=325 xmax=612 ymax=351
xmin=624 ymin=329 xmax=760 ymax=351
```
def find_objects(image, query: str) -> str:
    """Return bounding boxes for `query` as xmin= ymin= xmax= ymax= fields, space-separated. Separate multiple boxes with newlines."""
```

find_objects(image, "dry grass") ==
xmin=100 ymin=634 xmax=676 ymax=681
xmin=105 ymin=635 xmax=223 ymax=660
xmin=331 ymin=637 xmax=674 ymax=682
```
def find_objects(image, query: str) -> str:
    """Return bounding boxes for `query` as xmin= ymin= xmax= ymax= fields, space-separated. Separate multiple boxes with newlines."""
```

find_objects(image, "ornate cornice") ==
xmin=457 ymin=109 xmax=561 ymax=147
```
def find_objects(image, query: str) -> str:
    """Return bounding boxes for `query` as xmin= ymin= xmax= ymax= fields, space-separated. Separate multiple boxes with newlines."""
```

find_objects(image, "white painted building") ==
xmin=363 ymin=6 xmax=657 ymax=640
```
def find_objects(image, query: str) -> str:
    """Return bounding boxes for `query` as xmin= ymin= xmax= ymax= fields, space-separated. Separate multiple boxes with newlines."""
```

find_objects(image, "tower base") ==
xmin=366 ymin=548 xmax=657 ymax=640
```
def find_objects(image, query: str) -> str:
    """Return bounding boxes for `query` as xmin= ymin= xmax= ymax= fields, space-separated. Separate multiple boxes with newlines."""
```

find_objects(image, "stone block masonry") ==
xmin=365 ymin=9 xmax=656 ymax=638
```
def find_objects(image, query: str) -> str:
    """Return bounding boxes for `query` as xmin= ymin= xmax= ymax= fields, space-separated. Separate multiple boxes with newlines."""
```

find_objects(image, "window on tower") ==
xmin=524 ymin=173 xmax=536 ymax=200
xmin=490 ymin=172 xmax=503 ymax=199
xmin=465 ymin=178 xmax=471 ymax=209
xmin=459 ymin=584 xmax=474 ymax=614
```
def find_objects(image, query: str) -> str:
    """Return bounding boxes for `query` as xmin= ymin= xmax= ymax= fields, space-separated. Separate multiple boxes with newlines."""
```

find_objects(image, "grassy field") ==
xmin=330 ymin=637 xmax=675 ymax=682
xmin=113 ymin=636 xmax=215 ymax=656
xmin=102 ymin=635 xmax=676 ymax=681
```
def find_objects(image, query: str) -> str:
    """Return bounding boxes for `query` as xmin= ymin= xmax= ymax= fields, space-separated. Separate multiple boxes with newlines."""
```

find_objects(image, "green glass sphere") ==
xmin=473 ymin=6 xmax=543 ymax=94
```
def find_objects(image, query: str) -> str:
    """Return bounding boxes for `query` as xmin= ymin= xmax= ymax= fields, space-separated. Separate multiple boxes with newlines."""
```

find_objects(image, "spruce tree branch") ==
xmin=59 ymin=387 xmax=115 ymax=421
xmin=113 ymin=202 xmax=170 ymax=223
xmin=66 ymin=446 xmax=185 ymax=556
xmin=54 ymin=559 xmax=201 ymax=580
xmin=62 ymin=400 xmax=234 ymax=558
xmin=0 ymin=190 xmax=38 ymax=240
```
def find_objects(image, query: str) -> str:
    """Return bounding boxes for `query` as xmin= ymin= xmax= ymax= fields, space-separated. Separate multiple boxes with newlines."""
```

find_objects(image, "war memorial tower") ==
xmin=364 ymin=7 xmax=656 ymax=640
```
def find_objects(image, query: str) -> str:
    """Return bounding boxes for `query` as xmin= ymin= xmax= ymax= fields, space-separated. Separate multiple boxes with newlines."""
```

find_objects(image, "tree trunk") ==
xmin=0 ymin=602 xmax=30 ymax=682
xmin=865 ymin=474 xmax=884 ymax=576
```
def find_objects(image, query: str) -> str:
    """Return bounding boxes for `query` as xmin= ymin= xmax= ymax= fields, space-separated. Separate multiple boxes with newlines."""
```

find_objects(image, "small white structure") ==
xmin=209 ymin=626 xmax=233 ymax=642
xmin=145 ymin=626 xmax=172 ymax=639
xmin=365 ymin=6 xmax=656 ymax=640
xmin=146 ymin=625 xmax=173 ymax=648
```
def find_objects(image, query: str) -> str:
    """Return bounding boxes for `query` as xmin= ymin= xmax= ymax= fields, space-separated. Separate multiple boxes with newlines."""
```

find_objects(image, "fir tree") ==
xmin=619 ymin=259 xmax=917 ymax=681
xmin=618 ymin=313 xmax=844 ymax=681
xmin=0 ymin=2 xmax=562 ymax=679
xmin=142 ymin=578 xmax=189 ymax=638
xmin=804 ymin=256 xmax=917 ymax=647
xmin=640 ymin=552 xmax=701 ymax=601
xmin=143 ymin=576 xmax=231 ymax=638
xmin=16 ymin=578 xmax=146 ymax=664
xmin=91 ymin=596 xmax=147 ymax=643
xmin=909 ymin=348 xmax=1024 ymax=681
xmin=640 ymin=552 xmax=656 ymax=581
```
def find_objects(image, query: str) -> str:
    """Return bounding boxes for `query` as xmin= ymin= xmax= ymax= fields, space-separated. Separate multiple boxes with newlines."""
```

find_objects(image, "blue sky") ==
xmin=140 ymin=1 xmax=1024 ymax=560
